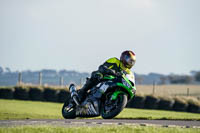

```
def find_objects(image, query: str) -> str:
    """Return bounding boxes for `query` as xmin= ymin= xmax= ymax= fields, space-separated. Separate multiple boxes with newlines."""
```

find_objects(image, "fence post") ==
xmin=39 ymin=72 xmax=42 ymax=86
xmin=18 ymin=72 xmax=22 ymax=85
xmin=187 ymin=88 xmax=190 ymax=96
xmin=153 ymin=80 xmax=155 ymax=95
xmin=60 ymin=76 xmax=64 ymax=87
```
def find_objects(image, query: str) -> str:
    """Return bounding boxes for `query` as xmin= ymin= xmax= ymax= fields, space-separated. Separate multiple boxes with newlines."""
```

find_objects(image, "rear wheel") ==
xmin=62 ymin=98 xmax=76 ymax=119
xmin=101 ymin=93 xmax=127 ymax=119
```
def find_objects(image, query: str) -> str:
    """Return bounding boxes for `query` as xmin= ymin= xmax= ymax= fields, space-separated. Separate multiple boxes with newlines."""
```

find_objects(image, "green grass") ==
xmin=0 ymin=99 xmax=200 ymax=120
xmin=116 ymin=108 xmax=200 ymax=120
xmin=0 ymin=99 xmax=63 ymax=120
xmin=0 ymin=125 xmax=200 ymax=133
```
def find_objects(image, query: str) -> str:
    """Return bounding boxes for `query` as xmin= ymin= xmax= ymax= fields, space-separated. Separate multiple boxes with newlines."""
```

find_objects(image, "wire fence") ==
xmin=16 ymin=72 xmax=85 ymax=87
xmin=136 ymin=85 xmax=200 ymax=97
xmin=1 ymin=72 xmax=200 ymax=97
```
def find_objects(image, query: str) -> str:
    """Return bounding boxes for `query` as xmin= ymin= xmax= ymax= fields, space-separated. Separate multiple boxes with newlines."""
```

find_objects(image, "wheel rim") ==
xmin=102 ymin=93 xmax=122 ymax=114
xmin=64 ymin=106 xmax=73 ymax=113
xmin=63 ymin=103 xmax=75 ymax=114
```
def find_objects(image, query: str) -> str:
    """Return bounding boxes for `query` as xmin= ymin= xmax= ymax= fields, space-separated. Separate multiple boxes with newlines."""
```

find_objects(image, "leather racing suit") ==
xmin=78 ymin=57 xmax=135 ymax=101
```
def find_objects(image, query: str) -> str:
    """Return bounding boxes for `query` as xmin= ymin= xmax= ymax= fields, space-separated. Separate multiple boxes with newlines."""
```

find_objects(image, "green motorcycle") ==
xmin=62 ymin=72 xmax=136 ymax=119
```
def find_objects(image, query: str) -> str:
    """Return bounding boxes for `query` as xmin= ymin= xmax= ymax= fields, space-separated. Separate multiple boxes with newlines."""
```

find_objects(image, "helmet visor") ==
xmin=124 ymin=55 xmax=135 ymax=68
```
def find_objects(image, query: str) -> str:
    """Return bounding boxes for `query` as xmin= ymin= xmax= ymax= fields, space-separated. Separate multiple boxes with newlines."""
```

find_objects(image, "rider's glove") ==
xmin=115 ymin=72 xmax=123 ymax=77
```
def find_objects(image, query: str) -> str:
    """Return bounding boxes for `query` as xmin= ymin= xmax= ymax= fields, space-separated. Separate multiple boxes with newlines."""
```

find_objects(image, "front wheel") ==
xmin=101 ymin=93 xmax=127 ymax=119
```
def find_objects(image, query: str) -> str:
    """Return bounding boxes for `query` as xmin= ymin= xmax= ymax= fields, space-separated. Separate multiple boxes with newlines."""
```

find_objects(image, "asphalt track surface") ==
xmin=0 ymin=119 xmax=200 ymax=128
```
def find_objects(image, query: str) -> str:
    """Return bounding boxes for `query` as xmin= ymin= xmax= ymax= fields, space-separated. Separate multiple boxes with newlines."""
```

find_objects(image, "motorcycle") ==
xmin=62 ymin=72 xmax=136 ymax=119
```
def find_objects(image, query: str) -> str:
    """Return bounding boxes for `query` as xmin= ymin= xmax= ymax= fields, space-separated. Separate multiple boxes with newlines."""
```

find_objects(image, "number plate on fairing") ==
xmin=122 ymin=79 xmax=131 ymax=88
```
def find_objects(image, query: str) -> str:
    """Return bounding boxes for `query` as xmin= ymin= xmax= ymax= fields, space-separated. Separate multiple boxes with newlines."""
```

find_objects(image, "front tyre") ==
xmin=62 ymin=98 xmax=76 ymax=119
xmin=101 ymin=93 xmax=127 ymax=119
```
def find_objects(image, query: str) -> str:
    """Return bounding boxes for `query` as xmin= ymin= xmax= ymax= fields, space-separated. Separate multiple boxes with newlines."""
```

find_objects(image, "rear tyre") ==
xmin=101 ymin=93 xmax=127 ymax=119
xmin=62 ymin=98 xmax=76 ymax=119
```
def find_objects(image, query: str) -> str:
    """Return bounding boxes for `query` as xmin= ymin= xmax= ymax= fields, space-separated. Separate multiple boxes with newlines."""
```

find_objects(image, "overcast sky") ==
xmin=0 ymin=0 xmax=200 ymax=75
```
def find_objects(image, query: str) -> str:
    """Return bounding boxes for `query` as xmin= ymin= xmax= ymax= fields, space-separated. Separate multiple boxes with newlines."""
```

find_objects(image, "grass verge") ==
xmin=0 ymin=99 xmax=200 ymax=120
xmin=0 ymin=125 xmax=200 ymax=133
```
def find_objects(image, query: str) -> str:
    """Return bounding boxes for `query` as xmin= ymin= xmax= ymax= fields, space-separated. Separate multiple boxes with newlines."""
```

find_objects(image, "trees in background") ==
xmin=195 ymin=71 xmax=200 ymax=82
xmin=0 ymin=67 xmax=3 ymax=74
xmin=168 ymin=75 xmax=193 ymax=84
xmin=0 ymin=66 xmax=200 ymax=85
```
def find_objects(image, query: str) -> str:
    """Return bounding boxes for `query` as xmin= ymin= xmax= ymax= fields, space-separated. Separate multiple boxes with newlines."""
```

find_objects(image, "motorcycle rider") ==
xmin=72 ymin=50 xmax=136 ymax=103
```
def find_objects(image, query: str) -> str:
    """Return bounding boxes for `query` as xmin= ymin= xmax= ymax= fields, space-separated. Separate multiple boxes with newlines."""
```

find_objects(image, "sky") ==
xmin=0 ymin=0 xmax=200 ymax=75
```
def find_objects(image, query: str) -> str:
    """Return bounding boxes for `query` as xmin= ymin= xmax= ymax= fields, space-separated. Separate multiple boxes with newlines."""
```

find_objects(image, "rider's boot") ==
xmin=77 ymin=79 xmax=96 ymax=102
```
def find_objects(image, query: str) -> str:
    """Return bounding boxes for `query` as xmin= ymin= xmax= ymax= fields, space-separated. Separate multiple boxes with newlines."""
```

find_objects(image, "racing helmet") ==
xmin=120 ymin=50 xmax=136 ymax=69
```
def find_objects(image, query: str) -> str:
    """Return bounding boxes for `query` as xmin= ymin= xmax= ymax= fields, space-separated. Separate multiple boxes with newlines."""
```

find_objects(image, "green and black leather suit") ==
xmin=79 ymin=57 xmax=135 ymax=101
xmin=98 ymin=57 xmax=133 ymax=76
